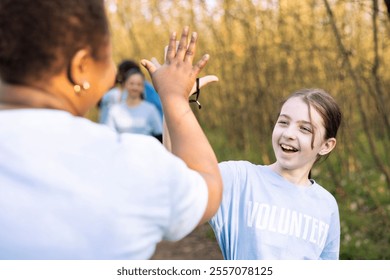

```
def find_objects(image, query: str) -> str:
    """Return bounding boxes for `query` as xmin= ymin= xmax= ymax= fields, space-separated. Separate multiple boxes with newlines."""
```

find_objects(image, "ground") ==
xmin=151 ymin=223 xmax=223 ymax=260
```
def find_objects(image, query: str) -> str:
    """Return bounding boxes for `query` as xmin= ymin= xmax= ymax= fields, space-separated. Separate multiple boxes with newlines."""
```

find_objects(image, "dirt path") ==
xmin=151 ymin=223 xmax=223 ymax=260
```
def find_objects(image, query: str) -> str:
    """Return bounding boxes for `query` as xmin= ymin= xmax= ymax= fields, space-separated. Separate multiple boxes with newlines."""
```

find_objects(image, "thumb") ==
xmin=151 ymin=57 xmax=162 ymax=68
xmin=189 ymin=75 xmax=219 ymax=96
xmin=141 ymin=58 xmax=159 ymax=76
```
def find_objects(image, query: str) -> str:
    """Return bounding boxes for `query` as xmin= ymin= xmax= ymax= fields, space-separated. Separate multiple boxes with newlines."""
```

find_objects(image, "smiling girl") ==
xmin=106 ymin=69 xmax=163 ymax=141
xmin=209 ymin=88 xmax=342 ymax=260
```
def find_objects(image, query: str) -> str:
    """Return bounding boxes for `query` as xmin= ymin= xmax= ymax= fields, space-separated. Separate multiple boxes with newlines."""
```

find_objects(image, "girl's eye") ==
xmin=301 ymin=126 xmax=313 ymax=133
xmin=278 ymin=120 xmax=288 ymax=125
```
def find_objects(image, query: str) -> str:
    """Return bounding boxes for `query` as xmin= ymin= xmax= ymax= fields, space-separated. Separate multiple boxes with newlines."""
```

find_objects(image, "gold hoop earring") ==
xmin=74 ymin=81 xmax=90 ymax=94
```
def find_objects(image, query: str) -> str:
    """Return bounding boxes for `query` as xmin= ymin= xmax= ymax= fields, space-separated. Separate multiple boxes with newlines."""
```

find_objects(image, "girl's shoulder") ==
xmin=219 ymin=160 xmax=265 ymax=172
xmin=109 ymin=102 xmax=124 ymax=112
xmin=140 ymin=100 xmax=159 ymax=111
xmin=218 ymin=160 xmax=268 ymax=183
xmin=310 ymin=180 xmax=339 ymax=206
xmin=219 ymin=160 xmax=259 ymax=171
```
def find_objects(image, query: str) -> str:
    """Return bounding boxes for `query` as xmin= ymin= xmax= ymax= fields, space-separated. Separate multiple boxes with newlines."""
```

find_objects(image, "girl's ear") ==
xmin=319 ymin=138 xmax=337 ymax=156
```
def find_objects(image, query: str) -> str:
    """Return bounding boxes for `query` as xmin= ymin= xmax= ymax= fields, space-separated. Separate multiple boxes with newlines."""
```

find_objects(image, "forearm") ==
xmin=162 ymin=117 xmax=172 ymax=151
xmin=162 ymin=96 xmax=222 ymax=224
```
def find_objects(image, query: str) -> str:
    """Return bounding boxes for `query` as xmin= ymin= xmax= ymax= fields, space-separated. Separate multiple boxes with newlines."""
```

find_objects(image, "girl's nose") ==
xmin=282 ymin=125 xmax=297 ymax=140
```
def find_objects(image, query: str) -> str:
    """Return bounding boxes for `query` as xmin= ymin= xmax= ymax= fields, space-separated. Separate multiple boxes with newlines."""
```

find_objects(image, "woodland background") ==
xmin=100 ymin=0 xmax=390 ymax=259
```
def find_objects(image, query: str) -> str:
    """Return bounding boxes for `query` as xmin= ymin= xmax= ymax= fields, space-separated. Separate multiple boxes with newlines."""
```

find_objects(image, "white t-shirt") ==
xmin=0 ymin=109 xmax=208 ymax=260
xmin=209 ymin=161 xmax=340 ymax=260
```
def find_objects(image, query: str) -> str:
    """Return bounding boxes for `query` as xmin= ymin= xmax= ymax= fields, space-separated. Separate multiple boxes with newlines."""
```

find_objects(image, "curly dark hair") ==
xmin=0 ymin=0 xmax=110 ymax=85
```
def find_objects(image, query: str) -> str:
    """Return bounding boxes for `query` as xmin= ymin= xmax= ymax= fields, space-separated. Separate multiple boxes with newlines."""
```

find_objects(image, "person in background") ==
xmin=0 ymin=0 xmax=222 ymax=260
xmin=106 ymin=69 xmax=162 ymax=142
xmin=99 ymin=59 xmax=163 ymax=123
xmin=98 ymin=60 xmax=127 ymax=124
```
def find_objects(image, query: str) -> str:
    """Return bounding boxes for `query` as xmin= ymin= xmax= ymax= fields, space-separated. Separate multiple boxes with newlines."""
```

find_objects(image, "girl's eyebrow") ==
xmin=279 ymin=114 xmax=291 ymax=119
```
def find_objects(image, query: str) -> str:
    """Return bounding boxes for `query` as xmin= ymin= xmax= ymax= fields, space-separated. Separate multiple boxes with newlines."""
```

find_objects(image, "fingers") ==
xmin=165 ymin=27 xmax=197 ymax=64
xmin=141 ymin=59 xmax=158 ymax=75
xmin=150 ymin=57 xmax=161 ymax=68
xmin=192 ymin=54 xmax=210 ymax=77
xmin=175 ymin=26 xmax=190 ymax=61
xmin=199 ymin=75 xmax=219 ymax=87
xmin=189 ymin=75 xmax=219 ymax=96
xmin=165 ymin=31 xmax=177 ymax=62
xmin=184 ymin=32 xmax=197 ymax=64
xmin=143 ymin=26 xmax=210 ymax=100
xmin=164 ymin=45 xmax=169 ymax=61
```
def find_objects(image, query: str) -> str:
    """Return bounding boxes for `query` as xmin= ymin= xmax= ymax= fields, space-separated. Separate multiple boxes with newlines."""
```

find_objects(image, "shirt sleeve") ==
xmin=209 ymin=161 xmax=237 ymax=259
xmin=320 ymin=204 xmax=340 ymax=260
xmin=115 ymin=133 xmax=209 ymax=244
xmin=209 ymin=162 xmax=229 ymax=231
xmin=105 ymin=106 xmax=115 ymax=128
xmin=164 ymin=162 xmax=208 ymax=241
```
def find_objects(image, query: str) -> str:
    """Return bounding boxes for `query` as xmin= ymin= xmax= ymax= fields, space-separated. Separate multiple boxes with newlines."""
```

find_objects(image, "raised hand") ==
xmin=141 ymin=26 xmax=215 ymax=103
xmin=147 ymin=57 xmax=219 ymax=98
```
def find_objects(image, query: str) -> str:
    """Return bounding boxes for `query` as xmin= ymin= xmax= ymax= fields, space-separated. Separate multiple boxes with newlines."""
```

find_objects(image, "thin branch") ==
xmin=323 ymin=0 xmax=390 ymax=188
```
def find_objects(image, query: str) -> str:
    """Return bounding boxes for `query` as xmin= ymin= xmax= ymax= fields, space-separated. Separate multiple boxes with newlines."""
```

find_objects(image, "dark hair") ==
xmin=124 ymin=69 xmax=144 ymax=83
xmin=285 ymin=88 xmax=342 ymax=146
xmin=116 ymin=60 xmax=141 ymax=85
xmin=0 ymin=0 xmax=109 ymax=85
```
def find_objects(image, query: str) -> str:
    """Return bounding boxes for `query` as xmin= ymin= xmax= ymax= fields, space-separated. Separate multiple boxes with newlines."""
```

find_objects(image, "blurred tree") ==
xmin=384 ymin=0 xmax=390 ymax=18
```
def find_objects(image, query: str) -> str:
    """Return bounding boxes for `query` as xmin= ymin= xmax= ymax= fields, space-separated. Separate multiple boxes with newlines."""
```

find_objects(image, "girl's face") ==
xmin=125 ymin=73 xmax=144 ymax=99
xmin=271 ymin=97 xmax=333 ymax=174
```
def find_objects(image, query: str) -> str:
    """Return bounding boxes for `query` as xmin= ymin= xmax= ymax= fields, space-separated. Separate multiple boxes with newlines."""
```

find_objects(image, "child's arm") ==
xmin=163 ymin=75 xmax=219 ymax=152
xmin=141 ymin=27 xmax=220 ymax=224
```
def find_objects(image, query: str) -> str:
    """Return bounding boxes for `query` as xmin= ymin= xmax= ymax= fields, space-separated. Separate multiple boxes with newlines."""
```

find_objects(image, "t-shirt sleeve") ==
xmin=114 ymin=133 xmax=208 ymax=244
xmin=209 ymin=162 xmax=230 ymax=231
xmin=163 ymin=158 xmax=208 ymax=241
xmin=105 ymin=105 xmax=117 ymax=128
xmin=209 ymin=161 xmax=237 ymax=259
xmin=111 ymin=133 xmax=208 ymax=242
xmin=320 ymin=202 xmax=340 ymax=259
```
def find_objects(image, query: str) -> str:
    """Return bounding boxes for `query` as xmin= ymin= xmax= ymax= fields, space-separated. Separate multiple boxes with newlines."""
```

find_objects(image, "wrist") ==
xmin=160 ymin=94 xmax=190 ymax=109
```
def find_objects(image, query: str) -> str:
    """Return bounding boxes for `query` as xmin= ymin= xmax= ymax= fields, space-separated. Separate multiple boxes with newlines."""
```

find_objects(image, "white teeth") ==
xmin=281 ymin=144 xmax=298 ymax=152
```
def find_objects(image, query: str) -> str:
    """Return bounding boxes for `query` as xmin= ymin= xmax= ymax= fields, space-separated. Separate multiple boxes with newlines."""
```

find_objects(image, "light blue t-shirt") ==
xmin=100 ymin=81 xmax=163 ymax=124
xmin=99 ymin=87 xmax=121 ymax=124
xmin=209 ymin=161 xmax=340 ymax=260
xmin=144 ymin=81 xmax=163 ymax=120
xmin=0 ymin=109 xmax=208 ymax=260
xmin=106 ymin=102 xmax=162 ymax=136
xmin=103 ymin=81 xmax=163 ymax=123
